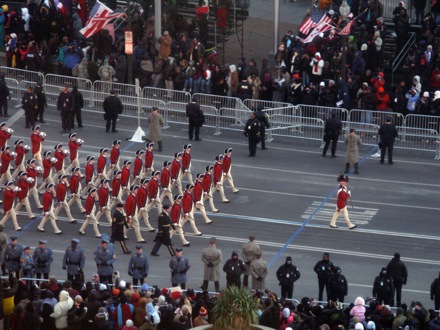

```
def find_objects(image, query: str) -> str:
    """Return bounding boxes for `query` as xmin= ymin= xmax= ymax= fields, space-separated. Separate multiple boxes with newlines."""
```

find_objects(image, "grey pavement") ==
xmin=2 ymin=104 xmax=439 ymax=309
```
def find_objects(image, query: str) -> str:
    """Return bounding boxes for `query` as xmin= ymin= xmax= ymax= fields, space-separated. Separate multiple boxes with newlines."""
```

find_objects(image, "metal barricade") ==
xmin=0 ymin=66 xmax=44 ymax=84
xmin=45 ymin=74 xmax=94 ymax=108
xmin=244 ymin=99 xmax=293 ymax=111
xmin=93 ymin=80 xmax=141 ymax=97
xmin=5 ymin=78 xmax=20 ymax=106
xmin=349 ymin=109 xmax=405 ymax=127
xmin=268 ymin=115 xmax=324 ymax=141
xmin=217 ymin=107 xmax=251 ymax=133
xmin=192 ymin=93 xmax=249 ymax=111
xmin=405 ymin=114 xmax=440 ymax=134
xmin=142 ymin=86 xmax=191 ymax=104
xmin=394 ymin=126 xmax=440 ymax=159
xmin=298 ymin=104 xmax=348 ymax=122
xmin=342 ymin=122 xmax=380 ymax=146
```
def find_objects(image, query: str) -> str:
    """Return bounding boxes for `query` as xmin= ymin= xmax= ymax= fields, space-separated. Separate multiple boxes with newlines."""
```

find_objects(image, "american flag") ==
xmin=298 ymin=8 xmax=327 ymax=35
xmin=302 ymin=16 xmax=334 ymax=43
xmin=80 ymin=1 xmax=126 ymax=38
xmin=339 ymin=19 xmax=355 ymax=36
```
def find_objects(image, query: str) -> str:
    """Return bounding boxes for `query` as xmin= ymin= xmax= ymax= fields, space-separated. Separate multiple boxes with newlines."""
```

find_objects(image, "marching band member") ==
xmin=94 ymin=148 xmax=108 ymax=186
xmin=52 ymin=143 xmax=68 ymax=181
xmin=0 ymin=146 xmax=16 ymax=187
xmin=107 ymin=140 xmax=121 ymax=177
xmin=109 ymin=170 xmax=123 ymax=209
xmin=181 ymin=144 xmax=194 ymax=184
xmin=79 ymin=187 xmax=101 ymax=237
xmin=124 ymin=185 xmax=146 ymax=243
xmin=0 ymin=122 xmax=12 ymax=148
xmin=202 ymin=165 xmax=219 ymax=213
xmin=0 ymin=181 xmax=21 ymax=231
xmin=222 ymin=148 xmax=240 ymax=193
xmin=54 ymin=174 xmax=76 ymax=223
xmin=65 ymin=133 xmax=83 ymax=173
xmin=181 ymin=183 xmax=202 ymax=236
xmin=82 ymin=156 xmax=95 ymax=197
xmin=31 ymin=126 xmax=45 ymax=166
xmin=169 ymin=194 xmax=190 ymax=247
xmin=171 ymin=152 xmax=183 ymax=195
xmin=159 ymin=161 xmax=173 ymax=204
xmin=132 ymin=150 xmax=144 ymax=186
xmin=12 ymin=139 xmax=30 ymax=179
xmin=67 ymin=167 xmax=86 ymax=214
xmin=147 ymin=171 xmax=162 ymax=215
xmin=120 ymin=159 xmax=131 ymax=195
xmin=38 ymin=151 xmax=56 ymax=191
xmin=26 ymin=159 xmax=43 ymax=209
xmin=193 ymin=173 xmax=213 ymax=224
xmin=143 ymin=142 xmax=154 ymax=177
xmin=213 ymin=154 xmax=229 ymax=203
xmin=329 ymin=175 xmax=357 ymax=230
xmin=14 ymin=171 xmax=36 ymax=219
xmin=95 ymin=179 xmax=113 ymax=226
xmin=37 ymin=183 xmax=63 ymax=234
xmin=137 ymin=177 xmax=155 ymax=232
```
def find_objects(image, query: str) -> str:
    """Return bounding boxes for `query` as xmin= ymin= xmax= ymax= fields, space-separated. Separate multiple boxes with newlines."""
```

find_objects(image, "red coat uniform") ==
xmin=193 ymin=181 xmax=203 ymax=203
xmin=54 ymin=150 xmax=67 ymax=171
xmin=1 ymin=153 xmax=14 ymax=174
xmin=15 ymin=146 xmax=29 ymax=166
xmin=182 ymin=152 xmax=191 ymax=171
xmin=160 ymin=168 xmax=171 ymax=188
xmin=85 ymin=195 xmax=96 ymax=215
xmin=31 ymin=133 xmax=44 ymax=154
xmin=182 ymin=191 xmax=193 ymax=214
xmin=121 ymin=167 xmax=130 ymax=187
xmin=222 ymin=155 xmax=232 ymax=173
xmin=85 ymin=163 xmax=94 ymax=184
xmin=112 ymin=178 xmax=121 ymax=198
xmin=56 ymin=183 xmax=68 ymax=202
xmin=42 ymin=158 xmax=53 ymax=179
xmin=171 ymin=160 xmax=181 ymax=180
xmin=213 ymin=163 xmax=222 ymax=184
xmin=137 ymin=186 xmax=148 ymax=208
xmin=336 ymin=184 xmax=349 ymax=209
xmin=42 ymin=191 xmax=54 ymax=212
xmin=68 ymin=140 xmax=80 ymax=161
xmin=144 ymin=150 xmax=153 ymax=170
xmin=17 ymin=178 xmax=30 ymax=200
xmin=148 ymin=178 xmax=159 ymax=200
xmin=170 ymin=202 xmax=182 ymax=224
xmin=0 ymin=130 xmax=11 ymax=148
xmin=133 ymin=157 xmax=143 ymax=178
xmin=3 ymin=189 xmax=17 ymax=212
xmin=202 ymin=172 xmax=213 ymax=193
xmin=98 ymin=186 xmax=110 ymax=207
xmin=97 ymin=155 xmax=106 ymax=174
xmin=26 ymin=167 xmax=39 ymax=188
xmin=125 ymin=193 xmax=137 ymax=218
xmin=110 ymin=147 xmax=120 ymax=165
xmin=69 ymin=174 xmax=81 ymax=194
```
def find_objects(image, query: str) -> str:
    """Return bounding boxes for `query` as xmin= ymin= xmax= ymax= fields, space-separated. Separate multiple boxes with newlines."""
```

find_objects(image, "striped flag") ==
xmin=302 ymin=15 xmax=334 ymax=43
xmin=298 ymin=8 xmax=327 ymax=35
xmin=80 ymin=1 xmax=126 ymax=38
xmin=339 ymin=19 xmax=355 ymax=36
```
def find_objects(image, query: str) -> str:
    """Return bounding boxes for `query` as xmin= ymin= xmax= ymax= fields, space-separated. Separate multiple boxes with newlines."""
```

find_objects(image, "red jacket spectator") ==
xmin=376 ymin=87 xmax=390 ymax=111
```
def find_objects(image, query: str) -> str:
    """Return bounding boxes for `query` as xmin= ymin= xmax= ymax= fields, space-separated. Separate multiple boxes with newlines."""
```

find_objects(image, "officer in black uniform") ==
xmin=103 ymin=89 xmax=123 ymax=133
xmin=323 ymin=112 xmax=342 ymax=158
xmin=386 ymin=252 xmax=407 ymax=307
xmin=255 ymin=109 xmax=270 ymax=150
xmin=110 ymin=202 xmax=131 ymax=254
xmin=313 ymin=252 xmax=334 ymax=301
xmin=276 ymin=256 xmax=301 ymax=299
xmin=329 ymin=266 xmax=348 ymax=303
xmin=244 ymin=112 xmax=261 ymax=157
xmin=185 ymin=97 xmax=204 ymax=141
xmin=21 ymin=86 xmax=37 ymax=129
xmin=150 ymin=204 xmax=176 ymax=257
xmin=34 ymin=80 xmax=47 ymax=123
xmin=223 ymin=250 xmax=246 ymax=288
xmin=378 ymin=117 xmax=398 ymax=165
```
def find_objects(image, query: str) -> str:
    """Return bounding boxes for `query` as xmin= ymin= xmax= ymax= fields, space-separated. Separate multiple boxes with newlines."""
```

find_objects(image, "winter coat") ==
xmin=147 ymin=112 xmax=165 ymax=142
xmin=249 ymin=258 xmax=268 ymax=290
xmin=158 ymin=34 xmax=172 ymax=60
xmin=114 ymin=55 xmax=127 ymax=83
xmin=386 ymin=257 xmax=408 ymax=283
xmin=350 ymin=297 xmax=366 ymax=322
xmin=201 ymin=245 xmax=222 ymax=281
xmin=51 ymin=290 xmax=74 ymax=329
xmin=345 ymin=134 xmax=362 ymax=163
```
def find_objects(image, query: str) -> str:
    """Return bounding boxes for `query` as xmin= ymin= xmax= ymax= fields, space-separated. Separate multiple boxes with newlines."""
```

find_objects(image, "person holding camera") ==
xmin=310 ymin=52 xmax=325 ymax=85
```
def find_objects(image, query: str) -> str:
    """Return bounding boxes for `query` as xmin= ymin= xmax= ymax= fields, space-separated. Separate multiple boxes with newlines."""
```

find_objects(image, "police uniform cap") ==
xmin=71 ymin=238 xmax=80 ymax=243
xmin=174 ymin=194 xmax=182 ymax=201
xmin=1 ymin=145 xmax=9 ymax=152
xmin=100 ymin=148 xmax=108 ymax=154
xmin=130 ymin=184 xmax=139 ymax=191
xmin=23 ymin=246 xmax=30 ymax=250
xmin=101 ymin=237 xmax=109 ymax=243
xmin=124 ymin=160 xmax=132 ymax=165
xmin=73 ymin=166 xmax=82 ymax=173
xmin=88 ymin=187 xmax=97 ymax=194
xmin=135 ymin=245 xmax=142 ymax=250
xmin=18 ymin=171 xmax=27 ymax=177
xmin=112 ymin=140 xmax=121 ymax=146
xmin=45 ymin=183 xmax=54 ymax=190
xmin=183 ymin=144 xmax=192 ymax=150
xmin=113 ymin=170 xmax=121 ymax=176
xmin=14 ymin=139 xmax=24 ymax=146
xmin=32 ymin=125 xmax=40 ymax=131
xmin=337 ymin=174 xmax=349 ymax=182
xmin=136 ymin=149 xmax=145 ymax=156
xmin=0 ymin=122 xmax=6 ymax=127
xmin=205 ymin=165 xmax=213 ymax=171
xmin=163 ymin=204 xmax=171 ymax=210
xmin=140 ymin=177 xmax=149 ymax=185
xmin=10 ymin=236 xmax=18 ymax=241
xmin=116 ymin=202 xmax=124 ymax=208
xmin=146 ymin=142 xmax=154 ymax=148
xmin=209 ymin=237 xmax=217 ymax=244
xmin=58 ymin=174 xmax=67 ymax=180
xmin=185 ymin=183 xmax=194 ymax=190
xmin=101 ymin=178 xmax=110 ymax=185
xmin=5 ymin=181 xmax=13 ymax=186
xmin=225 ymin=148 xmax=233 ymax=153
xmin=215 ymin=154 xmax=223 ymax=161
xmin=86 ymin=155 xmax=94 ymax=161
xmin=175 ymin=248 xmax=183 ymax=252
xmin=39 ymin=240 xmax=47 ymax=244
xmin=68 ymin=133 xmax=77 ymax=139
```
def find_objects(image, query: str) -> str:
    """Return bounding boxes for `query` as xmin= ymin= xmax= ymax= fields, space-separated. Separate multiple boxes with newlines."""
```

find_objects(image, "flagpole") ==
xmin=339 ymin=0 xmax=350 ymax=82
xmin=274 ymin=0 xmax=279 ymax=53
xmin=127 ymin=0 xmax=133 ymax=84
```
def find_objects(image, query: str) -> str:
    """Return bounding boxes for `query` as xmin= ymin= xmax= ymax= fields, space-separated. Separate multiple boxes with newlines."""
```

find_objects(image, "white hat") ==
xmin=355 ymin=323 xmax=364 ymax=330
xmin=320 ymin=81 xmax=325 ymax=87
xmin=423 ymin=91 xmax=430 ymax=97
xmin=126 ymin=319 xmax=134 ymax=326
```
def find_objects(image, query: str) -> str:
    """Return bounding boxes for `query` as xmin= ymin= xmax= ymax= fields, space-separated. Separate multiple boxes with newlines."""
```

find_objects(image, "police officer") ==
xmin=128 ymin=245 xmax=149 ymax=286
xmin=185 ymin=97 xmax=204 ymax=141
xmin=4 ymin=236 xmax=23 ymax=276
xmin=329 ymin=266 xmax=348 ymax=303
xmin=276 ymin=256 xmax=301 ymax=299
xmin=254 ymin=109 xmax=270 ymax=150
xmin=110 ymin=202 xmax=131 ymax=254
xmin=21 ymin=86 xmax=37 ymax=129
xmin=373 ymin=267 xmax=394 ymax=305
xmin=151 ymin=204 xmax=176 ymax=257
xmin=94 ymin=237 xmax=116 ymax=284
xmin=0 ymin=223 xmax=8 ymax=275
xmin=322 ymin=112 xmax=342 ymax=158
xmin=242 ymin=233 xmax=261 ymax=289
xmin=34 ymin=80 xmax=47 ymax=123
xmin=386 ymin=252 xmax=408 ymax=307
xmin=103 ymin=89 xmax=123 ymax=133
xmin=20 ymin=246 xmax=35 ymax=287
xmin=33 ymin=239 xmax=53 ymax=281
xmin=169 ymin=247 xmax=191 ymax=289
xmin=223 ymin=250 xmax=246 ymax=288
xmin=244 ymin=112 xmax=261 ymax=157
xmin=313 ymin=252 xmax=334 ymax=301
xmin=62 ymin=238 xmax=85 ymax=290
xmin=378 ymin=117 xmax=398 ymax=165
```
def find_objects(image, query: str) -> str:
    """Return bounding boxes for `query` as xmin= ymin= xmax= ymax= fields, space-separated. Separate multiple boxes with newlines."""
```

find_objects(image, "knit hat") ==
xmin=199 ymin=306 xmax=208 ymax=318
xmin=355 ymin=323 xmax=364 ymax=330
xmin=361 ymin=44 xmax=368 ymax=51
xmin=283 ymin=307 xmax=291 ymax=318
xmin=126 ymin=319 xmax=134 ymax=327
xmin=367 ymin=321 xmax=376 ymax=330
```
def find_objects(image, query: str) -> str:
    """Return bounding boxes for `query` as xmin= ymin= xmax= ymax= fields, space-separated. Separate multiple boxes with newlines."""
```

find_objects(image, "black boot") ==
xmin=344 ymin=163 xmax=350 ymax=174
xmin=1 ymin=263 xmax=7 ymax=276
xmin=214 ymin=281 xmax=220 ymax=293
xmin=200 ymin=280 xmax=209 ymax=291
xmin=354 ymin=163 xmax=359 ymax=175
xmin=158 ymin=140 xmax=163 ymax=152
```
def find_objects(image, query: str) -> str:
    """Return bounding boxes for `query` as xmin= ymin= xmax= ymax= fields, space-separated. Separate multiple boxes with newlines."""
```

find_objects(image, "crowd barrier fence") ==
xmin=298 ymin=104 xmax=348 ymax=122
xmin=349 ymin=109 xmax=405 ymax=127
xmin=142 ymin=86 xmax=191 ymax=104
xmin=5 ymin=78 xmax=20 ymax=106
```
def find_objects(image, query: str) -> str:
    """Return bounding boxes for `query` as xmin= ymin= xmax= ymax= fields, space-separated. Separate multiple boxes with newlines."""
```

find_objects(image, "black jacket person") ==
xmin=185 ymin=97 xmax=204 ymax=141
xmin=223 ymin=250 xmax=246 ymax=288
xmin=313 ymin=252 xmax=334 ymax=301
xmin=373 ymin=267 xmax=394 ymax=305
xmin=378 ymin=117 xmax=398 ymax=165
xmin=323 ymin=112 xmax=342 ymax=158
xmin=103 ymin=89 xmax=123 ymax=133
xmin=276 ymin=256 xmax=301 ymax=299
xmin=386 ymin=252 xmax=407 ymax=307
xmin=255 ymin=109 xmax=270 ymax=150
xmin=244 ymin=112 xmax=261 ymax=157
xmin=150 ymin=204 xmax=176 ymax=257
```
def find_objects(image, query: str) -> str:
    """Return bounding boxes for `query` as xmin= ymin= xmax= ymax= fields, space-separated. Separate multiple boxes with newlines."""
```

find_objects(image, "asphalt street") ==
xmin=2 ymin=104 xmax=440 ymax=310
